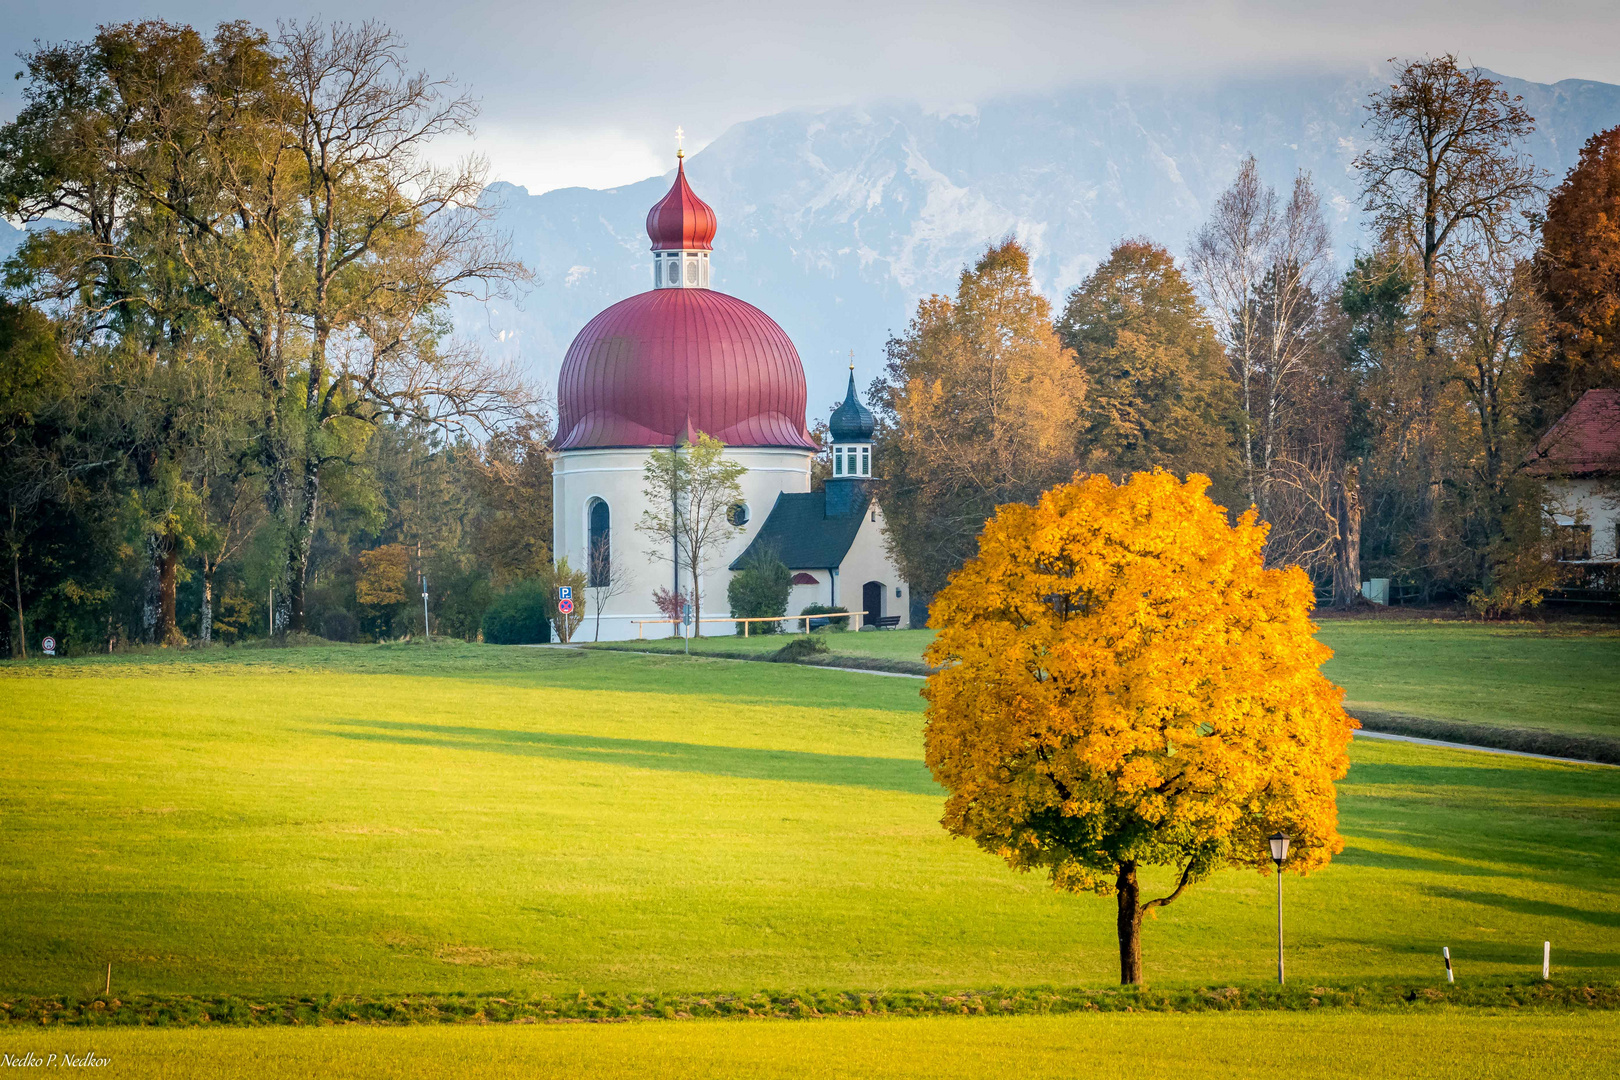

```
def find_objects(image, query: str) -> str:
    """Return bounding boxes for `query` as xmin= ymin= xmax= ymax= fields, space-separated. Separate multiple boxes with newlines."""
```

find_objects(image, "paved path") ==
xmin=577 ymin=646 xmax=1616 ymax=768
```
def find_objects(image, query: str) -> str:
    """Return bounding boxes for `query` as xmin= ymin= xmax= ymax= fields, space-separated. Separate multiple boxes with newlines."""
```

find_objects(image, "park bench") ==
xmin=875 ymin=615 xmax=901 ymax=630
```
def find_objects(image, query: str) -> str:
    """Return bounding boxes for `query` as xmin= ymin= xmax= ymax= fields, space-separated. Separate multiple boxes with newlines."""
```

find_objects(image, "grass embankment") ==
xmin=1 ymin=644 xmax=1615 ymax=1005
xmin=1315 ymin=620 xmax=1620 ymax=760
xmin=4 ymin=1012 xmax=1615 ymax=1080
xmin=592 ymin=627 xmax=938 ymax=672
xmin=594 ymin=621 xmax=1620 ymax=760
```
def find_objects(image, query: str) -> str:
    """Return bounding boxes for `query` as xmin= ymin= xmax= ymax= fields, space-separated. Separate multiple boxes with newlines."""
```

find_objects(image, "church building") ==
xmin=550 ymin=152 xmax=910 ymax=639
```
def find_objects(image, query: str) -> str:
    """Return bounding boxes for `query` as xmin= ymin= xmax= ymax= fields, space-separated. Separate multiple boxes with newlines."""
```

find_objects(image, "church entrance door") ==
xmin=862 ymin=581 xmax=883 ymax=628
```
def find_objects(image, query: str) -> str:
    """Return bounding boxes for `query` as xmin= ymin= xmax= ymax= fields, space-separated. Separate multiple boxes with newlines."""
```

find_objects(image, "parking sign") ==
xmin=559 ymin=586 xmax=573 ymax=600
xmin=557 ymin=597 xmax=575 ymax=616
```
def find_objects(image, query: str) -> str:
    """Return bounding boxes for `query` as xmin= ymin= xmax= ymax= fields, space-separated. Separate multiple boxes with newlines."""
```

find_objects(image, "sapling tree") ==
xmin=636 ymin=432 xmax=745 ymax=637
xmin=923 ymin=470 xmax=1355 ymax=984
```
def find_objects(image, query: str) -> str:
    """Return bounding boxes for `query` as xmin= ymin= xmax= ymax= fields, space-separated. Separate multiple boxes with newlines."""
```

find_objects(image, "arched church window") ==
xmin=667 ymin=262 xmax=680 ymax=285
xmin=588 ymin=499 xmax=611 ymax=586
xmin=727 ymin=502 xmax=750 ymax=527
xmin=685 ymin=259 xmax=698 ymax=285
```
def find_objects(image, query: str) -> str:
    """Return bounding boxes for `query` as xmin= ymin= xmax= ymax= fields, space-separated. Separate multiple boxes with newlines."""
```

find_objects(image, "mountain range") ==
xmin=466 ymin=69 xmax=1620 ymax=411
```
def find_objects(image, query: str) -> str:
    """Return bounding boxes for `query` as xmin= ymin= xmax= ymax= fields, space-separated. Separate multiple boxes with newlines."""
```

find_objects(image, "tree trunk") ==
xmin=1332 ymin=464 xmax=1363 ymax=608
xmin=285 ymin=455 xmax=320 ymax=633
xmin=200 ymin=563 xmax=214 ymax=646
xmin=156 ymin=531 xmax=183 ymax=646
xmin=12 ymin=545 xmax=26 ymax=660
xmin=1116 ymin=862 xmax=1144 ymax=985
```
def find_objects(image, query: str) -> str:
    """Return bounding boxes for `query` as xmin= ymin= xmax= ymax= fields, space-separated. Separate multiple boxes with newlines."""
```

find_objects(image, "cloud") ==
xmin=3 ymin=0 xmax=1618 ymax=194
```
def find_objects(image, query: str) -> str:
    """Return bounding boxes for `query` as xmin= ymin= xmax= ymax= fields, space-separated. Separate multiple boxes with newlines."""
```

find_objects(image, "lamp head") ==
xmin=1268 ymin=832 xmax=1290 ymax=864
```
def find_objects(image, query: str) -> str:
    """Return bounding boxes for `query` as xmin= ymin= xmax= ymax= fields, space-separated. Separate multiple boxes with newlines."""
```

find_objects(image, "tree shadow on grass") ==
xmin=1422 ymin=884 xmax=1620 ymax=930
xmin=320 ymin=717 xmax=941 ymax=796
xmin=1334 ymin=845 xmax=1508 ymax=878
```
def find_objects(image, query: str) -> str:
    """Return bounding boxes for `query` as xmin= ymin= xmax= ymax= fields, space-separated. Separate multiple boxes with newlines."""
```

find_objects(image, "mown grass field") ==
xmin=4 ymin=1012 xmax=1615 ymax=1080
xmin=600 ymin=619 xmax=1620 ymax=737
xmin=1 ymin=643 xmax=1615 ymax=998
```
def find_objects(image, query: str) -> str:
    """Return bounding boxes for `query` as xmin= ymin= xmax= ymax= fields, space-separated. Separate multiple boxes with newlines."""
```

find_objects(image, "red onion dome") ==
xmin=646 ymin=159 xmax=717 ymax=251
xmin=555 ymin=288 xmax=818 ymax=450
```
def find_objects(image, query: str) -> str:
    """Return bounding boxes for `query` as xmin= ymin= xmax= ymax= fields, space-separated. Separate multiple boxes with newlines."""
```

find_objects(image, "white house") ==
xmin=550 ymin=151 xmax=911 ymax=639
xmin=1525 ymin=388 xmax=1620 ymax=571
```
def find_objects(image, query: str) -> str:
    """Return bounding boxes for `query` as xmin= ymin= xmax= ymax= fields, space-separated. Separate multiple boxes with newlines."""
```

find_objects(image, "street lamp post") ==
xmin=1269 ymin=832 xmax=1290 ymax=985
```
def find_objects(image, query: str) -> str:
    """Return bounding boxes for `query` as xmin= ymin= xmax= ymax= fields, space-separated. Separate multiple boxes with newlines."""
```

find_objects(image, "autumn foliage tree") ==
xmin=872 ymin=240 xmax=1083 ymax=601
xmin=1534 ymin=124 xmax=1620 ymax=422
xmin=1059 ymin=241 xmax=1235 ymax=489
xmin=923 ymin=471 xmax=1354 ymax=985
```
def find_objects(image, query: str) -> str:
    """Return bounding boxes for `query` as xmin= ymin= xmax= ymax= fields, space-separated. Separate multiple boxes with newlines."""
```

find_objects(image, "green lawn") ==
xmin=600 ymin=620 xmax=1620 ymax=738
xmin=1315 ymin=621 xmax=1620 ymax=737
xmin=4 ymin=1012 xmax=1615 ymax=1079
xmin=1 ymin=643 xmax=1615 ymax=1002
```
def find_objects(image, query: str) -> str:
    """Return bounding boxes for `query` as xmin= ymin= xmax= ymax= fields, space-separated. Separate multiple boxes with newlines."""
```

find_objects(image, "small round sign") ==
xmin=42 ymin=636 xmax=56 ymax=656
xmin=557 ymin=597 xmax=575 ymax=616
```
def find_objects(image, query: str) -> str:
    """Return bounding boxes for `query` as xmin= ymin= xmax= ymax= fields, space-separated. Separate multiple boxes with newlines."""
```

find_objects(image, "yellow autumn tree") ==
xmin=923 ymin=470 xmax=1354 ymax=985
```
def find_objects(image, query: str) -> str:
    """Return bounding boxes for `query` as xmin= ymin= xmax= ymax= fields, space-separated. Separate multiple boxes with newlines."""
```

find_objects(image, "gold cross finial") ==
xmin=675 ymin=126 xmax=685 ymax=159
xmin=849 ymin=349 xmax=855 ymax=372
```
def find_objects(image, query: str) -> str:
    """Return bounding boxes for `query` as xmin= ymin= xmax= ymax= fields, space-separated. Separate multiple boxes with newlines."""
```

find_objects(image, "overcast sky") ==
xmin=4 ymin=0 xmax=1619 ymax=194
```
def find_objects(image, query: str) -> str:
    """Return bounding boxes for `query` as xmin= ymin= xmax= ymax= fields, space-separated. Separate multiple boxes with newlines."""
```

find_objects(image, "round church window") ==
xmin=727 ymin=503 xmax=749 ymax=526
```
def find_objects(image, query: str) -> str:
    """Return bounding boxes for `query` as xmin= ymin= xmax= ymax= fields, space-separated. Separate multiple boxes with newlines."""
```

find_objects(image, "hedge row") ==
xmin=5 ymin=980 xmax=1616 ymax=1028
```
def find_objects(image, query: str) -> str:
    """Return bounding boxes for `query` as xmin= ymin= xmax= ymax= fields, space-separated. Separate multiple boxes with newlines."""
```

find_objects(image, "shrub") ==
xmin=729 ymin=549 xmax=792 ymax=634
xmin=772 ymin=636 xmax=830 ymax=662
xmin=320 ymin=610 xmax=359 ymax=643
xmin=481 ymin=579 xmax=553 ymax=644
xmin=800 ymin=603 xmax=850 ymax=632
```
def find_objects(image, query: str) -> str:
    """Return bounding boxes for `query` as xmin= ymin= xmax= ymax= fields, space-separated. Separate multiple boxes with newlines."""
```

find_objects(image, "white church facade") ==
xmin=550 ymin=152 xmax=910 ymax=640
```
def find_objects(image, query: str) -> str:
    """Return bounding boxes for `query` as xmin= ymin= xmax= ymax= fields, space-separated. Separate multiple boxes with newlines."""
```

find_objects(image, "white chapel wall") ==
xmin=552 ymin=446 xmax=813 ymax=641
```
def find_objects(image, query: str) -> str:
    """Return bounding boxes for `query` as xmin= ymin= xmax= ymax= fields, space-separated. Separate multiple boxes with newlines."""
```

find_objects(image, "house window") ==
xmin=1555 ymin=524 xmax=1592 ymax=561
xmin=588 ymin=499 xmax=611 ymax=585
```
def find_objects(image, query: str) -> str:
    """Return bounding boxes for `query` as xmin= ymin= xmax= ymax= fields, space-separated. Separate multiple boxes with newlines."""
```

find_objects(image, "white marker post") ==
xmin=1543 ymin=941 xmax=1551 ymax=981
xmin=1442 ymin=946 xmax=1455 ymax=983
xmin=421 ymin=574 xmax=431 ymax=642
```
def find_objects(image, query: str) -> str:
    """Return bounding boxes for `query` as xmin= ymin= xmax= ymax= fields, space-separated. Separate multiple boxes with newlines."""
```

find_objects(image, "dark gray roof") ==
xmin=729 ymin=487 xmax=872 ymax=570
xmin=828 ymin=370 xmax=876 ymax=442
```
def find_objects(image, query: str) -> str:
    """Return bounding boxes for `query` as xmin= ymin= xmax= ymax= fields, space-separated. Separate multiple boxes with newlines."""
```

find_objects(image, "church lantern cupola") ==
xmin=646 ymin=137 xmax=717 ymax=290
xmin=825 ymin=358 xmax=875 ymax=516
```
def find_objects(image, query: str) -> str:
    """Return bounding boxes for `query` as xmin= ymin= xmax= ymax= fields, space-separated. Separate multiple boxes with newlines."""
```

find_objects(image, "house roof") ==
xmin=729 ymin=488 xmax=872 ymax=571
xmin=1525 ymin=389 xmax=1620 ymax=476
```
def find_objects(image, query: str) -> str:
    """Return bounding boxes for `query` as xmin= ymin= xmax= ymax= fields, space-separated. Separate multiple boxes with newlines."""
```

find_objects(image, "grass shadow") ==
xmin=321 ymin=717 xmax=941 ymax=796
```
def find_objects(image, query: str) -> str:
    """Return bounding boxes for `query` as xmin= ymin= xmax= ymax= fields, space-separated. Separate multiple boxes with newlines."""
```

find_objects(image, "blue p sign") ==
xmin=559 ymin=586 xmax=573 ymax=600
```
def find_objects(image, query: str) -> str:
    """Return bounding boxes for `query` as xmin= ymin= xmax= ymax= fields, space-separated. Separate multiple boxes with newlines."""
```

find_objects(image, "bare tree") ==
xmin=1192 ymin=159 xmax=1333 ymax=516
xmin=268 ymin=20 xmax=530 ymax=631
xmin=586 ymin=533 xmax=632 ymax=642
xmin=1191 ymin=156 xmax=1274 ymax=507
xmin=1356 ymin=55 xmax=1542 ymax=365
